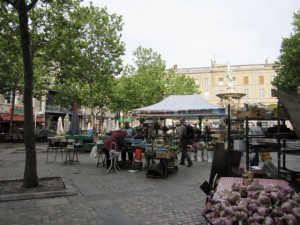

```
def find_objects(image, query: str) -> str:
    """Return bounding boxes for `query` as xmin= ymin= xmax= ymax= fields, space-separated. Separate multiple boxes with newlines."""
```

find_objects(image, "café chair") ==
xmin=46 ymin=140 xmax=62 ymax=163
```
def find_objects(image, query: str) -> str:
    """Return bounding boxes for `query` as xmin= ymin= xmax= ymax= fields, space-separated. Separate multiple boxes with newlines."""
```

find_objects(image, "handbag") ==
xmin=90 ymin=146 xmax=98 ymax=158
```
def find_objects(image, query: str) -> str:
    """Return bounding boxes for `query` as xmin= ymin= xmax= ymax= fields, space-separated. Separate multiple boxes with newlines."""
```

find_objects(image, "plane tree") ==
xmin=273 ymin=10 xmax=300 ymax=92
xmin=49 ymin=3 xmax=125 ymax=132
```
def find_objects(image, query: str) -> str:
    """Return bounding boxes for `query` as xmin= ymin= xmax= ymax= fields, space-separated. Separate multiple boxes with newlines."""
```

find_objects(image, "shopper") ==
xmin=179 ymin=118 xmax=193 ymax=167
xmin=250 ymin=121 xmax=265 ymax=166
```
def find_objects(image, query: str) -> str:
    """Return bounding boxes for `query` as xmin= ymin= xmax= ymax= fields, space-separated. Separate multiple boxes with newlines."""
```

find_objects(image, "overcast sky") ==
xmin=85 ymin=0 xmax=300 ymax=68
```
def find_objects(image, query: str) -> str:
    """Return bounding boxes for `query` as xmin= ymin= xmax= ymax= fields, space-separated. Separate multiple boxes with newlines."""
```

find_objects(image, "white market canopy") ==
xmin=132 ymin=94 xmax=226 ymax=118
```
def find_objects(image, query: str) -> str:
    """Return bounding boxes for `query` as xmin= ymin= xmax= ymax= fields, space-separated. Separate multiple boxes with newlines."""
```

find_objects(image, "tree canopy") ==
xmin=111 ymin=46 xmax=198 ymax=117
xmin=273 ymin=10 xmax=300 ymax=92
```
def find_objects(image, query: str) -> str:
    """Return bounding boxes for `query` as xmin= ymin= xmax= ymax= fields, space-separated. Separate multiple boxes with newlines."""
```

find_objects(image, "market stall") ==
xmin=131 ymin=94 xmax=227 ymax=178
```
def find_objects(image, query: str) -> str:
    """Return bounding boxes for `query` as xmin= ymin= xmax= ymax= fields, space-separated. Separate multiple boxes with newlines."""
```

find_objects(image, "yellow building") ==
xmin=173 ymin=60 xmax=277 ymax=107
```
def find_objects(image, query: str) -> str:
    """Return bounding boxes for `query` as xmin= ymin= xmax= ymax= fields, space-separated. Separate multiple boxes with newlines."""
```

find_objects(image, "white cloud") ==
xmin=86 ymin=0 xmax=300 ymax=68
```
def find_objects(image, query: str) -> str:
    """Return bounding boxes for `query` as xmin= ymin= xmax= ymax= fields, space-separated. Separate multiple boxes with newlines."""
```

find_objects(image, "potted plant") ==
xmin=205 ymin=143 xmax=214 ymax=163
xmin=192 ymin=141 xmax=204 ymax=161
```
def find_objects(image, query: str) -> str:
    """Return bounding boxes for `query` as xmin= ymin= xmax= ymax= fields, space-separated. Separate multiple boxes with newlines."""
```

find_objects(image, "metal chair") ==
xmin=4 ymin=133 xmax=12 ymax=143
xmin=106 ymin=142 xmax=120 ymax=174
xmin=47 ymin=140 xmax=64 ymax=163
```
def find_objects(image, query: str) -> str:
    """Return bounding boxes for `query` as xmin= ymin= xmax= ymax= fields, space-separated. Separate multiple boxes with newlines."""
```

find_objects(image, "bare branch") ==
xmin=27 ymin=0 xmax=38 ymax=11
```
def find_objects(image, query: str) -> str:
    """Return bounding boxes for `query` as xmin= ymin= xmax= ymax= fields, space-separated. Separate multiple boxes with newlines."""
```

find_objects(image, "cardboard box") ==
xmin=237 ymin=108 xmax=266 ymax=119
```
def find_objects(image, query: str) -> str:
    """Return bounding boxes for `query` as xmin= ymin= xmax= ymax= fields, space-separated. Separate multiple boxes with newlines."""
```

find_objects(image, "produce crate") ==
xmin=202 ymin=210 xmax=214 ymax=225
xmin=155 ymin=152 xmax=169 ymax=158
xmin=280 ymin=167 xmax=300 ymax=183
xmin=155 ymin=148 xmax=169 ymax=158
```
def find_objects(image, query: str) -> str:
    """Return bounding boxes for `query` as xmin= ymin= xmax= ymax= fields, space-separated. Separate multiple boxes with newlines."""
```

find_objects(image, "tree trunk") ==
xmin=89 ymin=83 xmax=96 ymax=135
xmin=18 ymin=0 xmax=38 ymax=188
xmin=9 ymin=88 xmax=16 ymax=133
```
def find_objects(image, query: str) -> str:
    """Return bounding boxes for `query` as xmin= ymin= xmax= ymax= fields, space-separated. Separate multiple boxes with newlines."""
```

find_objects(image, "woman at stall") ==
xmin=102 ymin=130 xmax=129 ymax=169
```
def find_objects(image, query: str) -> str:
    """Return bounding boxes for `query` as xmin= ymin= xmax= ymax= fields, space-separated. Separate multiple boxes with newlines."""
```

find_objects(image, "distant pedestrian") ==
xmin=250 ymin=121 xmax=264 ymax=166
xmin=179 ymin=118 xmax=193 ymax=167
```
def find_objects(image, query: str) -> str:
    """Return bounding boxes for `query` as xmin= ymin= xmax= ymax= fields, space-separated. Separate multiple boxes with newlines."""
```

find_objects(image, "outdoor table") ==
xmin=216 ymin=177 xmax=290 ymax=192
xmin=65 ymin=135 xmax=93 ymax=141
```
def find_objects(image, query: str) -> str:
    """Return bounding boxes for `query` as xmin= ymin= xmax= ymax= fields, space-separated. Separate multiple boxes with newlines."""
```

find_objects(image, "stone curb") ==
xmin=0 ymin=177 xmax=77 ymax=202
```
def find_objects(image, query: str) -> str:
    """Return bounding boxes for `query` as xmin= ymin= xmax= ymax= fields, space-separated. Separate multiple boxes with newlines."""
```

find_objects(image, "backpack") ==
xmin=184 ymin=124 xmax=195 ymax=142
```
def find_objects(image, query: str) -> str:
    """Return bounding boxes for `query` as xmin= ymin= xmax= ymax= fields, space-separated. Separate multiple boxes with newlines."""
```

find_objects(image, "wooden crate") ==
xmin=155 ymin=152 xmax=169 ymax=158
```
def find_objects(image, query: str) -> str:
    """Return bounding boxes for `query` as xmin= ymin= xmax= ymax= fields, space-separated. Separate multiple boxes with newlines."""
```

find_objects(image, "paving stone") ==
xmin=1 ymin=143 xmax=298 ymax=224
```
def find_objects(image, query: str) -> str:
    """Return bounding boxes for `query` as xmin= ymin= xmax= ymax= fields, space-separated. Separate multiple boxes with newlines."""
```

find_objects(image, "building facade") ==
xmin=0 ymin=93 xmax=45 ymax=133
xmin=173 ymin=60 xmax=277 ymax=107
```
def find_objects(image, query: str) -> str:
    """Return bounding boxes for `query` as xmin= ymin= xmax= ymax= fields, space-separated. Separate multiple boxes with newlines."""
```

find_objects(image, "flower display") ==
xmin=204 ymin=144 xmax=214 ymax=151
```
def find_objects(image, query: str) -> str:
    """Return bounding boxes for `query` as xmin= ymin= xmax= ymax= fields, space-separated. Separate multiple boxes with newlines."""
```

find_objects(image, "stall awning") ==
xmin=0 ymin=114 xmax=45 ymax=123
xmin=132 ymin=94 xmax=226 ymax=117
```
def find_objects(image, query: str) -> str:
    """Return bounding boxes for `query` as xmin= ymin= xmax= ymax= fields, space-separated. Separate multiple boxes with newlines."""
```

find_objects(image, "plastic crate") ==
xmin=132 ymin=139 xmax=143 ymax=145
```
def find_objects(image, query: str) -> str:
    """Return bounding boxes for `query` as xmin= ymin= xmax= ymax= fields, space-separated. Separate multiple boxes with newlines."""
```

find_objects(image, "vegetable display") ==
xmin=204 ymin=180 xmax=300 ymax=225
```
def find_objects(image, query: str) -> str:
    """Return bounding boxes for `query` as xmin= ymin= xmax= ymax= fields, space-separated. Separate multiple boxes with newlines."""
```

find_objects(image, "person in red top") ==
xmin=102 ymin=130 xmax=129 ymax=169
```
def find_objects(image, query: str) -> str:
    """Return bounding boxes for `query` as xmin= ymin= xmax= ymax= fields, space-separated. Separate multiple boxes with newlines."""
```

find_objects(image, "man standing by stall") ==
xmin=179 ymin=118 xmax=193 ymax=167
xmin=122 ymin=121 xmax=135 ymax=137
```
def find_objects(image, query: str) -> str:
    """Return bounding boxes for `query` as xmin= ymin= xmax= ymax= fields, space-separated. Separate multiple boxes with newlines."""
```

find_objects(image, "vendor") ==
xmin=122 ymin=121 xmax=135 ymax=137
xmin=102 ymin=130 xmax=129 ymax=169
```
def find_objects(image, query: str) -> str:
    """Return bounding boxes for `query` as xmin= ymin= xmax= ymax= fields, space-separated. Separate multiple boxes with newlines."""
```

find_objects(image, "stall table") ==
xmin=64 ymin=146 xmax=80 ymax=165
xmin=146 ymin=152 xmax=178 ymax=179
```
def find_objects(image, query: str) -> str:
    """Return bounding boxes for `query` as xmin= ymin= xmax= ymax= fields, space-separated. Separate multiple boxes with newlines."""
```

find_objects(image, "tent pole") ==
xmin=198 ymin=117 xmax=202 ymax=139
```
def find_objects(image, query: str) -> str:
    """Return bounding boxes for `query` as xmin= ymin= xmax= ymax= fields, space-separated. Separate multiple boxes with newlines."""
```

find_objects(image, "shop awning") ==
xmin=0 ymin=114 xmax=45 ymax=123
xmin=117 ymin=118 xmax=132 ymax=122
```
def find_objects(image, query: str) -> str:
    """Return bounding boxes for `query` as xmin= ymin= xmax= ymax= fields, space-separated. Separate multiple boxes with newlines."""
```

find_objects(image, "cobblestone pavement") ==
xmin=1 ymin=143 xmax=299 ymax=225
xmin=0 ymin=143 xmax=211 ymax=225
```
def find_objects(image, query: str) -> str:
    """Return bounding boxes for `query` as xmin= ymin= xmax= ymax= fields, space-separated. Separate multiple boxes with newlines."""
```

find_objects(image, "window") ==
xmin=195 ymin=79 xmax=199 ymax=85
xmin=5 ymin=92 xmax=13 ymax=104
xmin=244 ymin=89 xmax=249 ymax=98
xmin=204 ymin=78 xmax=209 ymax=86
xmin=218 ymin=78 xmax=223 ymax=86
xmin=259 ymin=89 xmax=265 ymax=98
xmin=218 ymin=90 xmax=223 ymax=94
xmin=259 ymin=76 xmax=264 ymax=84
xmin=244 ymin=76 xmax=248 ymax=85
xmin=233 ymin=77 xmax=236 ymax=85
xmin=271 ymin=89 xmax=276 ymax=97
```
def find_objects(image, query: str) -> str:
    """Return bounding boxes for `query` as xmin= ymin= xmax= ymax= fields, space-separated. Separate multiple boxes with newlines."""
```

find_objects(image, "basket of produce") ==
xmin=203 ymin=180 xmax=300 ymax=224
